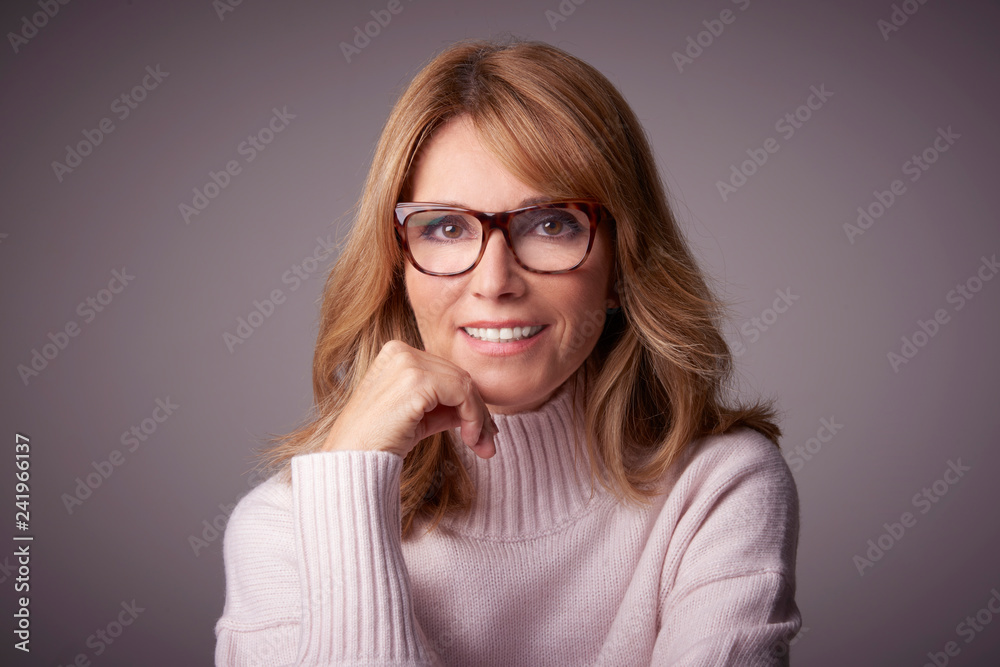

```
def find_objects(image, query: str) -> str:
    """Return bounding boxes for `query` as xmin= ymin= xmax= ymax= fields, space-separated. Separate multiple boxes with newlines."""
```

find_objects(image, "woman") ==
xmin=215 ymin=38 xmax=801 ymax=666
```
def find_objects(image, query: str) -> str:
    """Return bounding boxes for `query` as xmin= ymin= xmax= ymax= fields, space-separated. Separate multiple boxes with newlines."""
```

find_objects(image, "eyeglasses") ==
xmin=393 ymin=200 xmax=610 ymax=276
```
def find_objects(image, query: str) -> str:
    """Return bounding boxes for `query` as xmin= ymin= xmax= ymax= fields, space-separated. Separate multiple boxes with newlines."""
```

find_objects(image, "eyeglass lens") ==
xmin=404 ymin=206 xmax=592 ymax=274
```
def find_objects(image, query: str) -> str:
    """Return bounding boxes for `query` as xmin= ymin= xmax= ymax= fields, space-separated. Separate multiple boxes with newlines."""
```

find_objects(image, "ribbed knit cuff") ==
xmin=291 ymin=450 xmax=435 ymax=665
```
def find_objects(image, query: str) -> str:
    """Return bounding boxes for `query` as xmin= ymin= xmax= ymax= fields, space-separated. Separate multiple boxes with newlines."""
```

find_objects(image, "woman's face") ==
xmin=404 ymin=115 xmax=617 ymax=414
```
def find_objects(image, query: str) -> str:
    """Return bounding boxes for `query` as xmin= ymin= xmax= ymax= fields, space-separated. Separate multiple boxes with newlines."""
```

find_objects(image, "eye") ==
xmin=415 ymin=214 xmax=476 ymax=242
xmin=441 ymin=223 xmax=463 ymax=239
xmin=541 ymin=219 xmax=564 ymax=235
xmin=524 ymin=211 xmax=582 ymax=238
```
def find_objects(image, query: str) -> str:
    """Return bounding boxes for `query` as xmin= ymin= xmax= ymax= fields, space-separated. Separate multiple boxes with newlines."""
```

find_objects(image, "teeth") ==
xmin=463 ymin=325 xmax=543 ymax=342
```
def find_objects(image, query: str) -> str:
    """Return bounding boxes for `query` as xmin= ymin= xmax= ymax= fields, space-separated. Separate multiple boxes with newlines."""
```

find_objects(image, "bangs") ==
xmin=457 ymin=53 xmax=623 ymax=204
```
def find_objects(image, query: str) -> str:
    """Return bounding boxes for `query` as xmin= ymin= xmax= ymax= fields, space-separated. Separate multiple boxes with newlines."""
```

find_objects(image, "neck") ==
xmin=485 ymin=386 xmax=557 ymax=416
xmin=441 ymin=373 xmax=610 ymax=540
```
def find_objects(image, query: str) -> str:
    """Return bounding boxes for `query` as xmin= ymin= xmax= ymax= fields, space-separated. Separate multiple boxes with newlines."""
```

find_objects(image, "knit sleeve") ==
xmin=650 ymin=431 xmax=802 ymax=666
xmin=214 ymin=450 xmax=442 ymax=666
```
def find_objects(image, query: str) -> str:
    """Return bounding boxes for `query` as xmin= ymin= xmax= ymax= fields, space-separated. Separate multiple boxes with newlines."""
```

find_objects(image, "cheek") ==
xmin=404 ymin=269 xmax=463 ymax=335
xmin=566 ymin=296 xmax=606 ymax=351
xmin=403 ymin=268 xmax=428 ymax=329
xmin=555 ymin=281 xmax=610 ymax=355
xmin=405 ymin=270 xmax=434 ymax=325
xmin=561 ymin=254 xmax=614 ymax=354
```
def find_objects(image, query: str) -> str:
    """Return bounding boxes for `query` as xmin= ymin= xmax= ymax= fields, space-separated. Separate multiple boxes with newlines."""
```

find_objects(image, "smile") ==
xmin=462 ymin=325 xmax=544 ymax=342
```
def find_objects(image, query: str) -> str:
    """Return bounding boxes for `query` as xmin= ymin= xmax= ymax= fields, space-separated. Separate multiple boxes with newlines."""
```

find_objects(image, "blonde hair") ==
xmin=260 ymin=37 xmax=781 ymax=537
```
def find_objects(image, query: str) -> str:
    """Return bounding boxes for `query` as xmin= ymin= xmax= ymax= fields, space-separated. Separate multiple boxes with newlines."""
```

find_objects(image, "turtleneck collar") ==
xmin=440 ymin=373 xmax=613 ymax=540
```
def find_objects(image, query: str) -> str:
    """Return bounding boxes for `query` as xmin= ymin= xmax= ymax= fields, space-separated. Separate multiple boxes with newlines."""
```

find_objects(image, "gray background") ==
xmin=2 ymin=0 xmax=998 ymax=665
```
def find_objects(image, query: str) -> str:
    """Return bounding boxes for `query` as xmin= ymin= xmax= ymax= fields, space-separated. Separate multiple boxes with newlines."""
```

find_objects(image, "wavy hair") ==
xmin=260 ymin=37 xmax=781 ymax=537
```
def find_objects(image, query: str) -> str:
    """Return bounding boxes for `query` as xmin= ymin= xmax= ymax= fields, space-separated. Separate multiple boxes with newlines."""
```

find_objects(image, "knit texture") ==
xmin=215 ymin=379 xmax=801 ymax=665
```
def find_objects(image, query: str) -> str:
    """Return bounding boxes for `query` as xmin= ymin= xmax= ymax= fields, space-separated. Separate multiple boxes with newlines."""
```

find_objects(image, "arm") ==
xmin=651 ymin=433 xmax=802 ymax=666
xmin=215 ymin=450 xmax=442 ymax=666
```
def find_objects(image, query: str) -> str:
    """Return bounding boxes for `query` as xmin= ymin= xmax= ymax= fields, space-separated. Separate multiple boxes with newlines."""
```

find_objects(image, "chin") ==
xmin=475 ymin=374 xmax=555 ymax=414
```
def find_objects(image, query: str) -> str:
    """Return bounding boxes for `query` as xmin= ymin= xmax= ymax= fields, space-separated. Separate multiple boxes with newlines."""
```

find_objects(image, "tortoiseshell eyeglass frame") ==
xmin=393 ymin=200 xmax=612 ymax=276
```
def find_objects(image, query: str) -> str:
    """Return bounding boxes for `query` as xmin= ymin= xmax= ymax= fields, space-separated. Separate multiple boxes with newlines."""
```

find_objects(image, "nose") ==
xmin=468 ymin=229 xmax=525 ymax=299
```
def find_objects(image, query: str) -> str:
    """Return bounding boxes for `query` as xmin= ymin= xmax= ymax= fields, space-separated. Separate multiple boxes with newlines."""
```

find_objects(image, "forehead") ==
xmin=408 ymin=116 xmax=547 ymax=212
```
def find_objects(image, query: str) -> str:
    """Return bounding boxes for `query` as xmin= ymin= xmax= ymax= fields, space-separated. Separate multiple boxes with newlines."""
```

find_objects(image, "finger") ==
xmin=419 ymin=404 xmax=463 ymax=440
xmin=410 ymin=378 xmax=484 ymax=438
xmin=401 ymin=348 xmax=496 ymax=450
xmin=451 ymin=386 xmax=491 ymax=449
xmin=411 ymin=368 xmax=488 ymax=448
xmin=419 ymin=401 xmax=496 ymax=461
xmin=470 ymin=417 xmax=496 ymax=459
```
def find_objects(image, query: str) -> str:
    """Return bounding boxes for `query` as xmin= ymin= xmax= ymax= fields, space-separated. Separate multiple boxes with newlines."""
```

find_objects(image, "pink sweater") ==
xmin=214 ymin=380 xmax=801 ymax=666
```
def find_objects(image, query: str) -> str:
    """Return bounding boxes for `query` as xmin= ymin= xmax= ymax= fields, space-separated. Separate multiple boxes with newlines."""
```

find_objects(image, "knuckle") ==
xmin=382 ymin=341 xmax=415 ymax=370
xmin=382 ymin=339 xmax=406 ymax=356
xmin=457 ymin=370 xmax=473 ymax=392
xmin=398 ymin=364 xmax=424 ymax=388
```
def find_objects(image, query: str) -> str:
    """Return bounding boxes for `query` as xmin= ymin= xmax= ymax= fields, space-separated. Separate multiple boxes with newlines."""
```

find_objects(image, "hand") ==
xmin=321 ymin=340 xmax=497 ymax=459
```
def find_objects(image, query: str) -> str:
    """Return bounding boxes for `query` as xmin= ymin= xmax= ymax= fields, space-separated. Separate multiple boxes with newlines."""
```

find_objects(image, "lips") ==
xmin=462 ymin=325 xmax=544 ymax=342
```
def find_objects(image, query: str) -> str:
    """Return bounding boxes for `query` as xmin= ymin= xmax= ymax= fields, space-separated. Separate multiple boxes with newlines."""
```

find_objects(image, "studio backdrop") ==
xmin=1 ymin=0 xmax=998 ymax=665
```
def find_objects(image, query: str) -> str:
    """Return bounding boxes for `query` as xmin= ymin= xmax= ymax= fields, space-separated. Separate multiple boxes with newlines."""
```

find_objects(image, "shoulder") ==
xmin=653 ymin=427 xmax=800 ymax=561
xmin=648 ymin=428 xmax=800 ymax=600
xmin=650 ymin=429 xmax=804 ymax=658
xmin=672 ymin=426 xmax=797 ymax=504
xmin=223 ymin=470 xmax=296 ymax=568
xmin=218 ymin=470 xmax=300 ymax=628
xmin=228 ymin=469 xmax=294 ymax=530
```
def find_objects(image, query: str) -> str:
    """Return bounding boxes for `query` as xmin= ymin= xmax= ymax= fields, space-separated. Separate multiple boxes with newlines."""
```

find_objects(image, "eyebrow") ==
xmin=430 ymin=196 xmax=555 ymax=210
